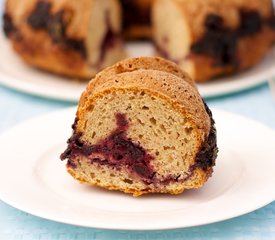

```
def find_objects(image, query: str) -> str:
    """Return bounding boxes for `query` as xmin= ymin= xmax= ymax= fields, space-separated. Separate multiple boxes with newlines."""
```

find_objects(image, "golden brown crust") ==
xmin=78 ymin=56 xmax=195 ymax=107
xmin=77 ymin=57 xmax=209 ymax=137
xmin=68 ymin=164 xmax=212 ymax=197
xmin=78 ymin=72 xmax=210 ymax=136
xmin=68 ymin=167 xmax=186 ymax=196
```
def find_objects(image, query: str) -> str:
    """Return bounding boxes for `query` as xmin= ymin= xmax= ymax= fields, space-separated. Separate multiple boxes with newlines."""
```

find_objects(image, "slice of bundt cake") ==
xmin=120 ymin=0 xmax=152 ymax=39
xmin=3 ymin=0 xmax=126 ymax=79
xmin=61 ymin=57 xmax=218 ymax=196
xmin=153 ymin=0 xmax=275 ymax=82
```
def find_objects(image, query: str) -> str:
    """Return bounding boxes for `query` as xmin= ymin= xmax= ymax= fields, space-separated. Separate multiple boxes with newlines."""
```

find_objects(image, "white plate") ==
xmin=1 ymin=31 xmax=275 ymax=101
xmin=0 ymin=108 xmax=274 ymax=230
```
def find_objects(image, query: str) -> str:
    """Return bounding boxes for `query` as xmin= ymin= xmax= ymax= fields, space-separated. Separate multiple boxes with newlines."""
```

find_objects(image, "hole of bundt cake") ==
xmin=142 ymin=106 xmax=149 ymax=110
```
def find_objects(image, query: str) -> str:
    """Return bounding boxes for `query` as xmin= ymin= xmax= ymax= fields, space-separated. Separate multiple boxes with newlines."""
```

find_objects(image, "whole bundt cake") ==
xmin=61 ymin=57 xmax=218 ymax=196
xmin=3 ymin=0 xmax=275 ymax=81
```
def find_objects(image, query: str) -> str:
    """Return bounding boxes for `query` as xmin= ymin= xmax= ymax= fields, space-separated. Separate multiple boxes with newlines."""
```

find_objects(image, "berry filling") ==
xmin=156 ymin=10 xmax=274 ymax=68
xmin=61 ymin=107 xmax=217 ymax=184
xmin=191 ymin=10 xmax=273 ymax=67
xmin=3 ymin=12 xmax=22 ymax=41
xmin=194 ymin=101 xmax=218 ymax=171
xmin=27 ymin=1 xmax=86 ymax=57
xmin=61 ymin=113 xmax=155 ymax=183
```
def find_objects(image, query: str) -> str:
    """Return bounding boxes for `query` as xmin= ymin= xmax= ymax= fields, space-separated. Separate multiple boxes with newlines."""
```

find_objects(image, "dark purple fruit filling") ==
xmin=3 ymin=13 xmax=19 ymax=38
xmin=61 ymin=113 xmax=156 ymax=183
xmin=238 ymin=10 xmax=262 ymax=36
xmin=27 ymin=1 xmax=51 ymax=29
xmin=194 ymin=101 xmax=218 ymax=171
xmin=3 ymin=13 xmax=16 ymax=37
xmin=191 ymin=10 xmax=273 ymax=67
xmin=61 ymin=107 xmax=218 ymax=184
xmin=191 ymin=14 xmax=238 ymax=67
xmin=120 ymin=0 xmax=151 ymax=30
xmin=27 ymin=1 xmax=86 ymax=58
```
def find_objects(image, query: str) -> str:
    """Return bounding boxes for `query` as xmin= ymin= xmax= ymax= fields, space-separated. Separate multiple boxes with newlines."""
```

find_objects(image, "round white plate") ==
xmin=1 ymin=31 xmax=275 ymax=101
xmin=0 ymin=108 xmax=274 ymax=230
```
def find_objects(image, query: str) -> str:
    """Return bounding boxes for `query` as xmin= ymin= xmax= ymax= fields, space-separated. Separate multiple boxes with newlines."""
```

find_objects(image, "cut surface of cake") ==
xmin=153 ymin=0 xmax=275 ymax=81
xmin=120 ymin=0 xmax=152 ymax=39
xmin=3 ymin=0 xmax=126 ymax=79
xmin=61 ymin=57 xmax=218 ymax=196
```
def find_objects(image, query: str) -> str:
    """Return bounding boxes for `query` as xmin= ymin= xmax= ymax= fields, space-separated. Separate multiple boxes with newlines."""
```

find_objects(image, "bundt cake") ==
xmin=61 ymin=57 xmax=218 ymax=196
xmin=153 ymin=0 xmax=275 ymax=82
xmin=3 ymin=0 xmax=275 ymax=81
xmin=121 ymin=0 xmax=152 ymax=39
xmin=3 ymin=0 xmax=126 ymax=79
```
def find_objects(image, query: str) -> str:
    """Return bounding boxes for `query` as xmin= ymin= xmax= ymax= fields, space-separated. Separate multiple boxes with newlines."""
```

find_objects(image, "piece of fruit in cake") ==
xmin=152 ymin=0 xmax=275 ymax=82
xmin=61 ymin=57 xmax=218 ymax=196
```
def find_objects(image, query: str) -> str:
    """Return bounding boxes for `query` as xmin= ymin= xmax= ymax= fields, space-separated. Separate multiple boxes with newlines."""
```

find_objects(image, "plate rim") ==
xmin=0 ymin=107 xmax=274 ymax=230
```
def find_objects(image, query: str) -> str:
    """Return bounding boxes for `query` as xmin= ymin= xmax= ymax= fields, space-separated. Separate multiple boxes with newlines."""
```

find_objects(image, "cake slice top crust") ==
xmin=77 ymin=57 xmax=210 ymax=142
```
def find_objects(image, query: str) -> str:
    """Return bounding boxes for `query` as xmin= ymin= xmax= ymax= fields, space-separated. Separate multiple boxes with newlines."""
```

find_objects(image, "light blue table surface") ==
xmin=1 ymin=1 xmax=275 ymax=239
